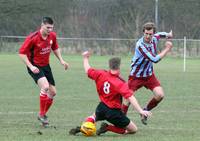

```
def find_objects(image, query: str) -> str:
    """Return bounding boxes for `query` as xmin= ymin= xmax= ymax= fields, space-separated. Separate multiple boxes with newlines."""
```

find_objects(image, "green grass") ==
xmin=0 ymin=54 xmax=200 ymax=141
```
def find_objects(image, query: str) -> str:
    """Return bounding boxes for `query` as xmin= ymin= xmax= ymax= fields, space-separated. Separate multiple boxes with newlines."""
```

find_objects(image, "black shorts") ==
xmin=27 ymin=64 xmax=55 ymax=86
xmin=95 ymin=102 xmax=130 ymax=128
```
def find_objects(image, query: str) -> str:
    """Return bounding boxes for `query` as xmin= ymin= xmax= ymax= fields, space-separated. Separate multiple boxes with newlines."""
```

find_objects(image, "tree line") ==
xmin=1 ymin=0 xmax=200 ymax=39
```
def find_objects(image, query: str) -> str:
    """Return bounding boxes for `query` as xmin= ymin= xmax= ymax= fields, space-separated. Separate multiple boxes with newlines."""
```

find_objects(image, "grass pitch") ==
xmin=0 ymin=54 xmax=200 ymax=141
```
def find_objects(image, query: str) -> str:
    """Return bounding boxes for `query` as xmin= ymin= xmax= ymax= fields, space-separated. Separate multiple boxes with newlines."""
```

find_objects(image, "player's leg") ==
xmin=44 ymin=84 xmax=56 ymax=115
xmin=69 ymin=113 xmax=96 ymax=135
xmin=42 ymin=64 xmax=56 ymax=116
xmin=27 ymin=66 xmax=50 ymax=126
xmin=148 ymin=86 xmax=164 ymax=110
xmin=125 ymin=121 xmax=138 ymax=134
xmin=121 ymin=98 xmax=130 ymax=114
xmin=142 ymin=74 xmax=164 ymax=125
xmin=37 ymin=77 xmax=50 ymax=126
xmin=144 ymin=74 xmax=164 ymax=111
xmin=97 ymin=117 xmax=136 ymax=135
xmin=96 ymin=103 xmax=130 ymax=135
xmin=69 ymin=126 xmax=81 ymax=135
xmin=121 ymin=76 xmax=142 ymax=114
xmin=84 ymin=113 xmax=96 ymax=123
xmin=97 ymin=122 xmax=126 ymax=135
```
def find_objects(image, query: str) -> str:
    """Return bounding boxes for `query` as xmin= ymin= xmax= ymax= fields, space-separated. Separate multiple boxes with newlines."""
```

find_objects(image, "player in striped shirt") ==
xmin=122 ymin=22 xmax=173 ymax=125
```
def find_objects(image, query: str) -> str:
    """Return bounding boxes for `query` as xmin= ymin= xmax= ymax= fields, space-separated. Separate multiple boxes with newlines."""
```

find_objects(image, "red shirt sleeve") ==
xmin=118 ymin=82 xmax=133 ymax=99
xmin=51 ymin=32 xmax=59 ymax=51
xmin=19 ymin=37 xmax=33 ymax=54
xmin=87 ymin=68 xmax=102 ymax=81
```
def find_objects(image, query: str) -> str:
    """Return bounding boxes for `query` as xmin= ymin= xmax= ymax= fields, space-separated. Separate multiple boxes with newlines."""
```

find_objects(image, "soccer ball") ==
xmin=80 ymin=122 xmax=96 ymax=136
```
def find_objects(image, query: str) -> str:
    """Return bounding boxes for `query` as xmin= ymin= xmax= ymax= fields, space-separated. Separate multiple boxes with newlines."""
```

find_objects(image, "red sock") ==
xmin=106 ymin=125 xmax=125 ymax=134
xmin=146 ymin=97 xmax=163 ymax=111
xmin=121 ymin=104 xmax=129 ymax=115
xmin=39 ymin=93 xmax=47 ymax=116
xmin=44 ymin=97 xmax=53 ymax=114
xmin=85 ymin=116 xmax=95 ymax=123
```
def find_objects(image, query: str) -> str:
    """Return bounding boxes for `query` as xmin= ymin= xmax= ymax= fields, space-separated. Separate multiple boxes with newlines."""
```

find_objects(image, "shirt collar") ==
xmin=109 ymin=70 xmax=120 ymax=76
xmin=142 ymin=36 xmax=153 ymax=44
xmin=38 ymin=29 xmax=49 ymax=40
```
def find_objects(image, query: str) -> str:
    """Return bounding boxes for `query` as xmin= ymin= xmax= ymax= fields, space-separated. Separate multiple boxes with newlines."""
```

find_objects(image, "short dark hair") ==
xmin=42 ymin=17 xmax=54 ymax=25
xmin=143 ymin=22 xmax=156 ymax=33
xmin=109 ymin=57 xmax=121 ymax=70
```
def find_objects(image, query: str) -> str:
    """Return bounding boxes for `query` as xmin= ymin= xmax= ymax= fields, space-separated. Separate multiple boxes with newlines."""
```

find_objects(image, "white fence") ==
xmin=0 ymin=36 xmax=200 ymax=58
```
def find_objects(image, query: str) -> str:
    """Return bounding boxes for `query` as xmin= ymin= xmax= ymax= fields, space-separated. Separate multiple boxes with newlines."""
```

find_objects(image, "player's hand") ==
xmin=60 ymin=60 xmax=69 ymax=70
xmin=82 ymin=51 xmax=90 ymax=58
xmin=140 ymin=110 xmax=152 ymax=118
xmin=165 ymin=41 xmax=173 ymax=51
xmin=30 ymin=66 xmax=40 ymax=74
xmin=167 ymin=30 xmax=173 ymax=39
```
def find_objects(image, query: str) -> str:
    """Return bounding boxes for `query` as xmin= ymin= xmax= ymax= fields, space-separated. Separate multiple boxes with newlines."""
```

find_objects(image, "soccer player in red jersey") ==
xmin=19 ymin=17 xmax=69 ymax=127
xmin=69 ymin=51 xmax=151 ymax=136
xmin=121 ymin=22 xmax=173 ymax=125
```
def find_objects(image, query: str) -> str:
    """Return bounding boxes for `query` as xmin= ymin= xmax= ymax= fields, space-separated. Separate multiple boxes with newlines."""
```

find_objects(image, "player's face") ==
xmin=41 ymin=23 xmax=54 ymax=35
xmin=144 ymin=29 xmax=154 ymax=43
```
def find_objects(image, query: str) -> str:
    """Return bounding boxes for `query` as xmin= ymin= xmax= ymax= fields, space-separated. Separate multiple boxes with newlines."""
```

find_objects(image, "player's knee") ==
xmin=155 ymin=91 xmax=164 ymax=100
xmin=51 ymin=91 xmax=56 ymax=97
xmin=43 ymin=86 xmax=49 ymax=93
xmin=131 ymin=126 xmax=138 ymax=133
xmin=126 ymin=121 xmax=138 ymax=134
xmin=158 ymin=92 xmax=164 ymax=99
xmin=126 ymin=127 xmax=137 ymax=134
xmin=49 ymin=89 xmax=56 ymax=98
xmin=41 ymin=85 xmax=49 ymax=93
xmin=153 ymin=87 xmax=165 ymax=99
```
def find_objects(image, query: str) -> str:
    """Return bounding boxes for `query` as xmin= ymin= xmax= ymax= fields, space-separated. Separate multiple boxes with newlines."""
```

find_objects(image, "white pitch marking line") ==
xmin=0 ymin=111 xmax=35 ymax=115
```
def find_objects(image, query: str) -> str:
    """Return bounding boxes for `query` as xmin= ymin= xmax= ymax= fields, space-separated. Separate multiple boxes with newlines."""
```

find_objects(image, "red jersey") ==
xmin=19 ymin=30 xmax=59 ymax=66
xmin=88 ymin=68 xmax=133 ymax=109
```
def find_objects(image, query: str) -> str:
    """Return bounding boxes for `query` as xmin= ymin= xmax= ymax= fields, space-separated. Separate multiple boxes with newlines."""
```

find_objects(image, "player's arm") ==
xmin=82 ymin=51 xmax=102 ymax=80
xmin=138 ymin=41 xmax=173 ymax=63
xmin=120 ymin=83 xmax=151 ymax=117
xmin=82 ymin=51 xmax=91 ymax=73
xmin=155 ymin=30 xmax=173 ymax=39
xmin=53 ymin=48 xmax=69 ymax=70
xmin=157 ymin=41 xmax=173 ymax=59
xmin=138 ymin=45 xmax=161 ymax=63
xmin=19 ymin=37 xmax=39 ymax=73
xmin=19 ymin=53 xmax=40 ymax=74
xmin=128 ymin=95 xmax=151 ymax=117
